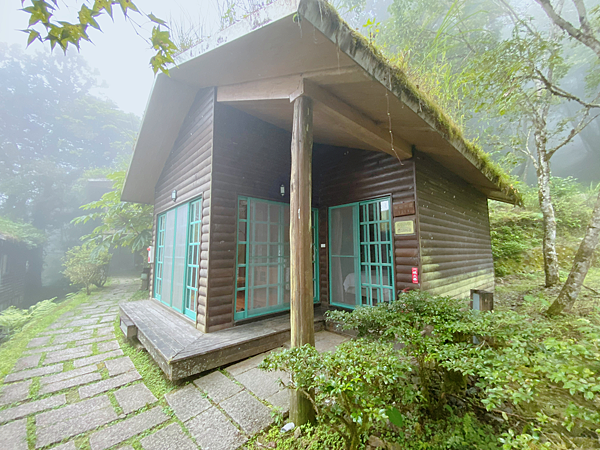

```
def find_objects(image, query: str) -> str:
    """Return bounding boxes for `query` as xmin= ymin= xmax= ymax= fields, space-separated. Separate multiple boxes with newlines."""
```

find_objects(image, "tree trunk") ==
xmin=536 ymin=151 xmax=560 ymax=287
xmin=546 ymin=189 xmax=600 ymax=315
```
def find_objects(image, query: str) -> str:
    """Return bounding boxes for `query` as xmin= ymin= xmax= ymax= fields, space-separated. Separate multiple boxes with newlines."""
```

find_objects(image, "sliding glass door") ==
xmin=235 ymin=197 xmax=318 ymax=320
xmin=329 ymin=197 xmax=394 ymax=308
xmin=153 ymin=197 xmax=201 ymax=320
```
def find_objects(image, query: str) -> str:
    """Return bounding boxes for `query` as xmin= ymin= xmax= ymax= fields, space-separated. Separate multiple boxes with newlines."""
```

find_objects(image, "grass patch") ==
xmin=0 ymin=289 xmax=97 ymax=384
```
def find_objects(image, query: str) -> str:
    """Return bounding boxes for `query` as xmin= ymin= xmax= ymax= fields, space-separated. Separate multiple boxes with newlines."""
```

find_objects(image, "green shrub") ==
xmin=0 ymin=298 xmax=57 ymax=338
xmin=261 ymin=339 xmax=418 ymax=450
xmin=63 ymin=244 xmax=111 ymax=295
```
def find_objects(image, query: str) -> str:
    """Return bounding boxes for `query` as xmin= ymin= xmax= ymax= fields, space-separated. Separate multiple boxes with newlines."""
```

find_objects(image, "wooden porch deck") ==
xmin=119 ymin=300 xmax=325 ymax=380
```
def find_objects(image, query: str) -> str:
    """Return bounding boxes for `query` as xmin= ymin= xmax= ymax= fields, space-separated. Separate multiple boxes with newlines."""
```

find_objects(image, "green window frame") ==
xmin=184 ymin=199 xmax=202 ymax=320
xmin=328 ymin=197 xmax=394 ymax=309
xmin=153 ymin=196 xmax=202 ymax=319
xmin=154 ymin=214 xmax=166 ymax=302
xmin=234 ymin=196 xmax=319 ymax=321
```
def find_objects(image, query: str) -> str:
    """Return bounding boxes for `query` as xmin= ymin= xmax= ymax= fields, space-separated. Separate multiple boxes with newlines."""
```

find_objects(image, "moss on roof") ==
xmin=305 ymin=0 xmax=521 ymax=204
xmin=0 ymin=217 xmax=46 ymax=248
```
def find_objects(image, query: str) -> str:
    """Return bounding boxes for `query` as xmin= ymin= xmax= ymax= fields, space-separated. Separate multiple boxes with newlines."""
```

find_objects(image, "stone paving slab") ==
xmin=79 ymin=334 xmax=116 ymax=346
xmin=53 ymin=331 xmax=94 ymax=344
xmin=27 ymin=336 xmax=51 ymax=348
xmin=36 ymin=396 xmax=118 ymax=448
xmin=186 ymin=406 xmax=247 ymax=450
xmin=266 ymin=389 xmax=290 ymax=412
xmin=44 ymin=345 xmax=93 ymax=361
xmin=0 ymin=418 xmax=28 ymax=450
xmin=165 ymin=384 xmax=211 ymax=422
xmin=100 ymin=315 xmax=117 ymax=323
xmin=226 ymin=351 xmax=277 ymax=377
xmin=24 ymin=344 xmax=68 ymax=355
xmin=73 ymin=349 xmax=123 ymax=368
xmin=40 ymin=371 xmax=103 ymax=395
xmin=105 ymin=357 xmax=136 ymax=377
xmin=0 ymin=394 xmax=66 ymax=424
xmin=69 ymin=318 xmax=100 ymax=327
xmin=96 ymin=327 xmax=114 ymax=336
xmin=40 ymin=328 xmax=75 ymax=336
xmin=114 ymin=383 xmax=157 ymax=415
xmin=14 ymin=353 xmax=41 ymax=371
xmin=44 ymin=349 xmax=92 ymax=366
xmin=88 ymin=406 xmax=169 ymax=450
xmin=220 ymin=391 xmax=273 ymax=435
xmin=140 ymin=423 xmax=198 ymax=450
xmin=97 ymin=340 xmax=120 ymax=353
xmin=81 ymin=324 xmax=112 ymax=330
xmin=0 ymin=380 xmax=31 ymax=406
xmin=194 ymin=371 xmax=243 ymax=403
xmin=52 ymin=442 xmax=77 ymax=450
xmin=40 ymin=365 xmax=98 ymax=385
xmin=234 ymin=368 xmax=288 ymax=400
xmin=79 ymin=370 xmax=141 ymax=399
xmin=5 ymin=363 xmax=63 ymax=383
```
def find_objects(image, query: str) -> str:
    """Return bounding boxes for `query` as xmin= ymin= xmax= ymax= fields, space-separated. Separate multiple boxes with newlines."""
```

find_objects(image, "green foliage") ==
xmin=490 ymin=177 xmax=599 ymax=276
xmin=0 ymin=298 xmax=56 ymax=338
xmin=0 ymin=289 xmax=90 ymax=380
xmin=0 ymin=216 xmax=45 ymax=248
xmin=63 ymin=243 xmax=111 ymax=295
xmin=247 ymin=423 xmax=345 ymax=450
xmin=326 ymin=291 xmax=600 ymax=449
xmin=73 ymin=170 xmax=153 ymax=256
xmin=20 ymin=0 xmax=176 ymax=74
xmin=261 ymin=340 xmax=417 ymax=450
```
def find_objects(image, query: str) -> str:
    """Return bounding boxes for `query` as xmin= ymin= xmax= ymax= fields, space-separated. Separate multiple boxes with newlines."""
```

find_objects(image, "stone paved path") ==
xmin=0 ymin=278 xmax=349 ymax=450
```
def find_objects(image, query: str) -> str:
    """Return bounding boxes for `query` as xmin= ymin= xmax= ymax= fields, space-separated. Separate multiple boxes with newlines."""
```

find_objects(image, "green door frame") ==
xmin=328 ymin=197 xmax=395 ymax=309
xmin=234 ymin=196 xmax=319 ymax=321
xmin=153 ymin=196 xmax=202 ymax=319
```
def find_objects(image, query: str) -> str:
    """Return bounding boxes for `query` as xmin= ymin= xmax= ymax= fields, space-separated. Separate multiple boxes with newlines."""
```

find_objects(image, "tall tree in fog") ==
xmin=0 ymin=44 xmax=139 ymax=231
xmin=380 ymin=0 xmax=599 ymax=292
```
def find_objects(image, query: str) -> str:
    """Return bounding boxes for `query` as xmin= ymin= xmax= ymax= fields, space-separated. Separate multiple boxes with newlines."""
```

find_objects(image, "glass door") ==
xmin=153 ymin=197 xmax=201 ymax=319
xmin=329 ymin=197 xmax=394 ymax=308
xmin=235 ymin=197 xmax=318 ymax=320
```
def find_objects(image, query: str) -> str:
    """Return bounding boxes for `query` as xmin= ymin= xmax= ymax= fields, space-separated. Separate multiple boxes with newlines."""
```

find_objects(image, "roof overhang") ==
xmin=122 ymin=0 xmax=517 ymax=204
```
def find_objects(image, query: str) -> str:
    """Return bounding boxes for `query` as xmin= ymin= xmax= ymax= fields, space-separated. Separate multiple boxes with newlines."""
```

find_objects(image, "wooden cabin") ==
xmin=120 ymin=0 xmax=518 ymax=380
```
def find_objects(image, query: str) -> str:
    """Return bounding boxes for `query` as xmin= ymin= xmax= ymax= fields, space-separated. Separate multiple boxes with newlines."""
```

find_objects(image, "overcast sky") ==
xmin=0 ymin=0 xmax=223 ymax=116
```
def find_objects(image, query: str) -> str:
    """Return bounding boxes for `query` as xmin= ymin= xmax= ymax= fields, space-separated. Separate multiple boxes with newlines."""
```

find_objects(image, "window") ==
xmin=329 ymin=197 xmax=394 ymax=308
xmin=153 ymin=196 xmax=201 ymax=319
xmin=235 ymin=197 xmax=319 ymax=320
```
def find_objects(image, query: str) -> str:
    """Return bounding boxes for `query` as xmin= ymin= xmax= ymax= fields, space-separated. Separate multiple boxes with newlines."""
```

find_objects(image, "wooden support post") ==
xmin=289 ymin=94 xmax=316 ymax=426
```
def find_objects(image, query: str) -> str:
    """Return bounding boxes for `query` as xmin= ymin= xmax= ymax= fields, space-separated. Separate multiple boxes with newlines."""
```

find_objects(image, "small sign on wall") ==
xmin=394 ymin=218 xmax=415 ymax=235
xmin=393 ymin=201 xmax=416 ymax=217
xmin=411 ymin=267 xmax=419 ymax=284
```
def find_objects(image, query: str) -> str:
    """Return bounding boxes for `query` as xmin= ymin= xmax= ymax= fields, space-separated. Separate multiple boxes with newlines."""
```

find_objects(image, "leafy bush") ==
xmin=261 ymin=339 xmax=418 ymax=450
xmin=264 ymin=291 xmax=600 ymax=449
xmin=0 ymin=298 xmax=57 ymax=339
xmin=63 ymin=244 xmax=111 ymax=295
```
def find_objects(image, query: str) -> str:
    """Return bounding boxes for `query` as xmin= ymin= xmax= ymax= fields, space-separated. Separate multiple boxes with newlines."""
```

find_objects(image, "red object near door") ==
xmin=411 ymin=267 xmax=419 ymax=284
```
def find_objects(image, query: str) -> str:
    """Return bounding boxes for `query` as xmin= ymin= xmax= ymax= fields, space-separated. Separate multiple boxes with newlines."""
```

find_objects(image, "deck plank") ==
xmin=120 ymin=300 xmax=324 ymax=380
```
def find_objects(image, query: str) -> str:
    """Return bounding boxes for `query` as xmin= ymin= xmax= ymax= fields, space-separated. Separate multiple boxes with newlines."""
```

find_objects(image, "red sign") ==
xmin=411 ymin=267 xmax=419 ymax=284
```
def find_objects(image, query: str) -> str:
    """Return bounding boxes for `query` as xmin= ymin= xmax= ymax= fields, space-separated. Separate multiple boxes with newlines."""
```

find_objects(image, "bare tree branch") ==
xmin=534 ymin=0 xmax=600 ymax=59
xmin=548 ymin=109 xmax=599 ymax=157
xmin=534 ymin=68 xmax=600 ymax=108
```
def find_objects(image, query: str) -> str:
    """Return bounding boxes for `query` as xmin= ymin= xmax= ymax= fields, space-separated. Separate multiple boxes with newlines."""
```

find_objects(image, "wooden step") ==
xmin=119 ymin=308 xmax=137 ymax=340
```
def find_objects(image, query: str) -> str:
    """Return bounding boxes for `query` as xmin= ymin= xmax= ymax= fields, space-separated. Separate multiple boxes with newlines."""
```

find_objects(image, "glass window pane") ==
xmin=330 ymin=206 xmax=355 ymax=256
xmin=239 ymin=199 xmax=248 ymax=220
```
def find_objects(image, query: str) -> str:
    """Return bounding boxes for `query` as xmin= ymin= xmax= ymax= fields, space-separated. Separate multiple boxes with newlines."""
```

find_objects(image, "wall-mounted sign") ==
xmin=393 ymin=201 xmax=415 ymax=217
xmin=411 ymin=267 xmax=419 ymax=284
xmin=394 ymin=218 xmax=415 ymax=235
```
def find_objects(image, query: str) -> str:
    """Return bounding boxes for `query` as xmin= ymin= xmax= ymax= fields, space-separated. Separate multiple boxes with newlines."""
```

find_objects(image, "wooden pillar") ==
xmin=289 ymin=94 xmax=315 ymax=425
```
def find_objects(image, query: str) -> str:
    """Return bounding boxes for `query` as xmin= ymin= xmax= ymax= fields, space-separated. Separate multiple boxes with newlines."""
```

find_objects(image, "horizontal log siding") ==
xmin=315 ymin=146 xmax=419 ymax=299
xmin=153 ymin=88 xmax=215 ymax=330
xmin=415 ymin=153 xmax=494 ymax=298
xmin=209 ymin=105 xmax=318 ymax=332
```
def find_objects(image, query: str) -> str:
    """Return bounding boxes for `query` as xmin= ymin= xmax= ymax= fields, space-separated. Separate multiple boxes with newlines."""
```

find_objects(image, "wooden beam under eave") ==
xmin=216 ymin=75 xmax=303 ymax=103
xmin=293 ymin=79 xmax=412 ymax=159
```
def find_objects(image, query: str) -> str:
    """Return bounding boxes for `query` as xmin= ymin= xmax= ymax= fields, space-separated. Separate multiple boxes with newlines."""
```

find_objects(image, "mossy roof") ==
xmin=0 ymin=217 xmax=46 ymax=248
